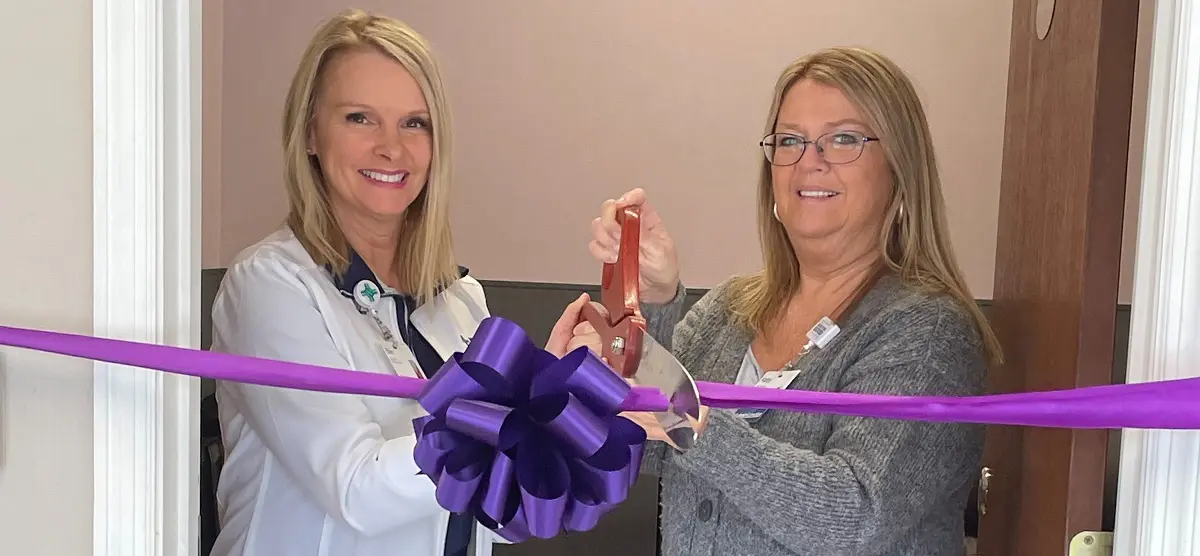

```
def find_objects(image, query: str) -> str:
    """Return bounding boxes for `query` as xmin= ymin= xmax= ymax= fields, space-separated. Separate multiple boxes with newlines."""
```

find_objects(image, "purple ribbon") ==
xmin=1 ymin=317 xmax=1198 ymax=430
xmin=2 ymin=315 xmax=1200 ymax=540
xmin=408 ymin=318 xmax=646 ymax=541
xmin=697 ymin=378 xmax=1200 ymax=429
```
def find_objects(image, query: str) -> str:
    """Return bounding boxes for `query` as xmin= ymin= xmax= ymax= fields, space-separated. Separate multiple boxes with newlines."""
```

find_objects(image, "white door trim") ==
xmin=1113 ymin=0 xmax=1200 ymax=554
xmin=92 ymin=0 xmax=202 ymax=554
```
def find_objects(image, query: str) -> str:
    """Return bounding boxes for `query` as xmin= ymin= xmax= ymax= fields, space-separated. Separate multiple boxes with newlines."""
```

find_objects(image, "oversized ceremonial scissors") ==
xmin=580 ymin=206 xmax=703 ymax=452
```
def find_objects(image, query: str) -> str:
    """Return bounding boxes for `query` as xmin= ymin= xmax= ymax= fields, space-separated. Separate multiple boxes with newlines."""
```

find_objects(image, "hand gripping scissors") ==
xmin=580 ymin=206 xmax=703 ymax=452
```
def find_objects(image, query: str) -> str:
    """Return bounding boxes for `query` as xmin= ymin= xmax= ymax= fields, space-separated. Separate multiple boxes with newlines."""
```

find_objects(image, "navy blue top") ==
xmin=331 ymin=252 xmax=474 ymax=556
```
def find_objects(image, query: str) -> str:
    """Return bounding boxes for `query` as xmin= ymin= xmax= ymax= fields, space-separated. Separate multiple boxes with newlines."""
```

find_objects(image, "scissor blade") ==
xmin=631 ymin=332 xmax=702 ymax=451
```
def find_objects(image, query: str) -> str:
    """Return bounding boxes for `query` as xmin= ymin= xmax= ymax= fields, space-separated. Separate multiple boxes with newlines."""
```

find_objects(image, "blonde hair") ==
xmin=281 ymin=8 xmax=459 ymax=304
xmin=728 ymin=46 xmax=1003 ymax=368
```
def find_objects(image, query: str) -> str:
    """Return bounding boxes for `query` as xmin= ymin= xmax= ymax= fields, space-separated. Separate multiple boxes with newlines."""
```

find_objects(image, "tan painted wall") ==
xmin=0 ymin=0 xmax=95 ymax=552
xmin=205 ymin=1 xmax=1148 ymax=302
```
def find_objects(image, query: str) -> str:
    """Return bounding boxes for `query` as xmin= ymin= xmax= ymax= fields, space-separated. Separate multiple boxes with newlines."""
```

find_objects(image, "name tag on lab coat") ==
xmin=380 ymin=341 xmax=425 ymax=379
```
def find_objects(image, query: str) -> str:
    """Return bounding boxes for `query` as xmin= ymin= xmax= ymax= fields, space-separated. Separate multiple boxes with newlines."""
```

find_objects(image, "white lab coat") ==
xmin=208 ymin=228 xmax=510 ymax=556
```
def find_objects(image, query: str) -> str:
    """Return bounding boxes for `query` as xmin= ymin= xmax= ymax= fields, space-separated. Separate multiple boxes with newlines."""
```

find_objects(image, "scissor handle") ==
xmin=580 ymin=205 xmax=645 ymax=378
xmin=601 ymin=206 xmax=642 ymax=319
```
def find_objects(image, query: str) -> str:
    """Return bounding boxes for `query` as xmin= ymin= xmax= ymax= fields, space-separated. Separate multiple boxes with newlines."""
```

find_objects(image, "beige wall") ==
xmin=0 ymin=0 xmax=94 ymax=552
xmin=205 ymin=1 xmax=1145 ymax=303
xmin=203 ymin=0 xmax=225 ymax=268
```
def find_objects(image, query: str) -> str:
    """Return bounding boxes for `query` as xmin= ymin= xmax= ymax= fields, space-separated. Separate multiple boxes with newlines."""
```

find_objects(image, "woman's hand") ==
xmin=620 ymin=411 xmax=670 ymax=442
xmin=589 ymin=188 xmax=680 ymax=305
xmin=566 ymin=319 xmax=603 ymax=358
xmin=621 ymin=406 xmax=710 ymax=443
xmin=545 ymin=293 xmax=605 ymax=358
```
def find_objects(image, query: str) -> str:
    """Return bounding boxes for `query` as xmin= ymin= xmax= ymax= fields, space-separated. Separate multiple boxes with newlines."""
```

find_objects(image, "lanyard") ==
xmin=738 ymin=267 xmax=885 ymax=422
xmin=364 ymin=304 xmax=401 ymax=350
xmin=349 ymin=279 xmax=425 ymax=379
xmin=797 ymin=265 xmax=885 ymax=353
xmin=763 ymin=265 xmax=887 ymax=375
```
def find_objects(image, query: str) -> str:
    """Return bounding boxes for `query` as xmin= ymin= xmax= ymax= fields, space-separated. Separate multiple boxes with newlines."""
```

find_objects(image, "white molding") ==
xmin=92 ymin=0 xmax=201 ymax=554
xmin=1113 ymin=0 xmax=1200 ymax=554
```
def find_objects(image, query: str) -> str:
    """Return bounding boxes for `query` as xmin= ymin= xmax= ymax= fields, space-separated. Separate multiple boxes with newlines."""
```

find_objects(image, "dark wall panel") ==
xmin=198 ymin=269 xmax=1132 ymax=554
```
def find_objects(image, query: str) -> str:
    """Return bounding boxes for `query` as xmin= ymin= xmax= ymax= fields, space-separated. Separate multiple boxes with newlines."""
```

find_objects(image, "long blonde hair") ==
xmin=728 ymin=46 xmax=1003 ymax=368
xmin=281 ymin=8 xmax=459 ymax=304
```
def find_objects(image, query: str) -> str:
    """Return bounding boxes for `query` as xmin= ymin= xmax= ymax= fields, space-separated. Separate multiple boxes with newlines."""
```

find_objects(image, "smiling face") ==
xmin=770 ymin=79 xmax=892 ymax=260
xmin=308 ymin=47 xmax=433 ymax=229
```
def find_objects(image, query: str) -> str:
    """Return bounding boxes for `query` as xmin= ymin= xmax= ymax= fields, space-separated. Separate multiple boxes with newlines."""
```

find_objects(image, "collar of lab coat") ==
xmin=327 ymin=248 xmax=470 ymax=301
xmin=327 ymin=249 xmax=478 ymax=362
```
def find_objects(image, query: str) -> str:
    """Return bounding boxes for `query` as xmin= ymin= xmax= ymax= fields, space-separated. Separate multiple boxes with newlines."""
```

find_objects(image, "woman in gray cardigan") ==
xmin=579 ymin=47 xmax=1003 ymax=556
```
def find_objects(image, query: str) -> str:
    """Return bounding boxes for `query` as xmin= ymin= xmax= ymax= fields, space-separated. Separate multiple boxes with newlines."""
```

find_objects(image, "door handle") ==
xmin=978 ymin=466 xmax=993 ymax=516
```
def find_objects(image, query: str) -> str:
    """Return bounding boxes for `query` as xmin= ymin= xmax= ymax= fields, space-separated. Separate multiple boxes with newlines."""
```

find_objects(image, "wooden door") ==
xmin=976 ymin=1 xmax=1140 ymax=555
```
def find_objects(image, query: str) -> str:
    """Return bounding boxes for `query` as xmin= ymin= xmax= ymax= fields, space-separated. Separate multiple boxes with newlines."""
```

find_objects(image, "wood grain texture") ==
xmin=978 ymin=1 xmax=1139 ymax=554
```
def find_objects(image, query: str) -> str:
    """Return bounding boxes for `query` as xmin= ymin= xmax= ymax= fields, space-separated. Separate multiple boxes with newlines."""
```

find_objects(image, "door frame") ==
xmin=92 ymin=0 xmax=201 ymax=555
xmin=1112 ymin=0 xmax=1200 ymax=553
xmin=89 ymin=0 xmax=1199 ymax=554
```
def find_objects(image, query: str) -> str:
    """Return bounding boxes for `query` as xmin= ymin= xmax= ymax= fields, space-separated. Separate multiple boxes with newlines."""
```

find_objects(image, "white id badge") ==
xmin=381 ymin=342 xmax=425 ymax=379
xmin=735 ymin=369 xmax=802 ymax=422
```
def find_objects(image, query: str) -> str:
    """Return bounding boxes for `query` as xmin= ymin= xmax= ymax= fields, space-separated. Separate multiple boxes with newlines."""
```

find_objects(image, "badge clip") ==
xmin=353 ymin=279 xmax=381 ymax=310
xmin=806 ymin=316 xmax=840 ymax=349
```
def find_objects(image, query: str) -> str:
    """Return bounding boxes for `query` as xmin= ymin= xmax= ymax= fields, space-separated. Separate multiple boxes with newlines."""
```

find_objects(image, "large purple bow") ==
xmin=410 ymin=317 xmax=647 ymax=542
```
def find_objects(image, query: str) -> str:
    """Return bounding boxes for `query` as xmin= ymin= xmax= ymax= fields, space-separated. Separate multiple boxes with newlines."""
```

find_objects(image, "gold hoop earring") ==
xmin=773 ymin=202 xmax=780 ymax=221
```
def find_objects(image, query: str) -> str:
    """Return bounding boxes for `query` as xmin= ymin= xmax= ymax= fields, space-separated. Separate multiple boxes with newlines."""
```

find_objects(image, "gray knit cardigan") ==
xmin=638 ymin=274 xmax=986 ymax=556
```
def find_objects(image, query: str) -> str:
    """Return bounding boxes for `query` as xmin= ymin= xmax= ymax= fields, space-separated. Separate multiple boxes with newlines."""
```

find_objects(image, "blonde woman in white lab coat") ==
xmin=208 ymin=9 xmax=591 ymax=556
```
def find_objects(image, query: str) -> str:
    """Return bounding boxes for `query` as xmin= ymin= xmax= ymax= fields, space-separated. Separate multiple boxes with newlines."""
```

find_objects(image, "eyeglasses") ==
xmin=759 ymin=130 xmax=879 ymax=166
